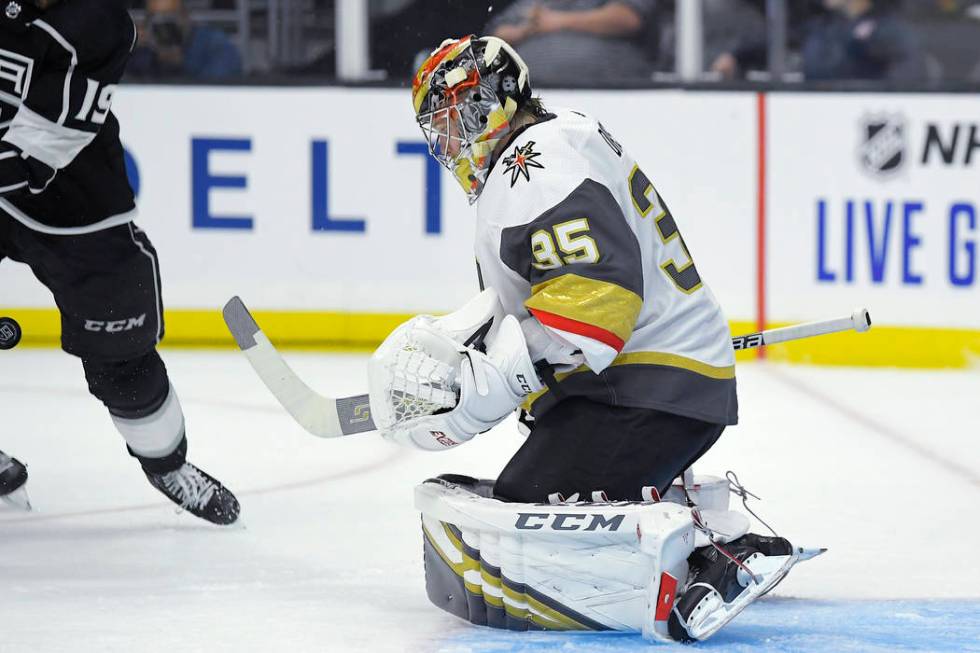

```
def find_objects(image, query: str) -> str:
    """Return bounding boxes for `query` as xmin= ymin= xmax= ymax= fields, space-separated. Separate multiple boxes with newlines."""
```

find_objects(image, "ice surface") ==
xmin=1 ymin=350 xmax=978 ymax=652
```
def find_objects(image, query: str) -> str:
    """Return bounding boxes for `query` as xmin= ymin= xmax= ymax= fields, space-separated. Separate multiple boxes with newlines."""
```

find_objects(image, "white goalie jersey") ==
xmin=474 ymin=108 xmax=738 ymax=425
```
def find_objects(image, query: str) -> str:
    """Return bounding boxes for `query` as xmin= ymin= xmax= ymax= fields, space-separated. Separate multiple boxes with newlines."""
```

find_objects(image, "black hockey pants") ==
xmin=0 ymin=217 xmax=176 ymax=450
xmin=494 ymin=396 xmax=724 ymax=503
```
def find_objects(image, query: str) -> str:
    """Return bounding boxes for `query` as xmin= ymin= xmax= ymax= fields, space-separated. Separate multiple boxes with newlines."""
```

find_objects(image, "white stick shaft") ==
xmin=224 ymin=296 xmax=376 ymax=438
xmin=244 ymin=332 xmax=345 ymax=437
xmin=732 ymin=308 xmax=871 ymax=350
xmin=761 ymin=309 xmax=870 ymax=345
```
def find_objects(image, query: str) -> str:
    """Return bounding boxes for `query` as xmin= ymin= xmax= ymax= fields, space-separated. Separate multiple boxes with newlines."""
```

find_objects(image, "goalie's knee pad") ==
xmin=661 ymin=473 xmax=732 ymax=512
xmin=415 ymin=475 xmax=695 ymax=633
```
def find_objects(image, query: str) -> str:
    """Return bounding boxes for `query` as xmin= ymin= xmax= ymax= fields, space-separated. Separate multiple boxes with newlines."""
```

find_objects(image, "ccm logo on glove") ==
xmin=515 ymin=373 xmax=536 ymax=395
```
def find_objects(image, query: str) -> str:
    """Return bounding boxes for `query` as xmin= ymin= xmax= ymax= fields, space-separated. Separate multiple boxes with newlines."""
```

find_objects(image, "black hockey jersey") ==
xmin=0 ymin=0 xmax=137 ymax=233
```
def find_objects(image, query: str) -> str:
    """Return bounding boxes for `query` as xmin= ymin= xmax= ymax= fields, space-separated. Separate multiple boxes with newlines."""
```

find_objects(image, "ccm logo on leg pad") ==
xmin=515 ymin=512 xmax=625 ymax=531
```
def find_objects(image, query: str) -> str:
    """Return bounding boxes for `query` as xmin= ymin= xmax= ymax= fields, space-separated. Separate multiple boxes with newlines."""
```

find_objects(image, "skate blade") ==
xmin=685 ymin=547 xmax=818 ymax=641
xmin=1 ymin=486 xmax=33 ymax=512
xmin=796 ymin=546 xmax=828 ymax=562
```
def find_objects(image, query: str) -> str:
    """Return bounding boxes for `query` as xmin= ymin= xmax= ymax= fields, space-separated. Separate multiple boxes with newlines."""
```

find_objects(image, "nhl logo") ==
xmin=858 ymin=113 xmax=906 ymax=178
xmin=5 ymin=1 xmax=20 ymax=19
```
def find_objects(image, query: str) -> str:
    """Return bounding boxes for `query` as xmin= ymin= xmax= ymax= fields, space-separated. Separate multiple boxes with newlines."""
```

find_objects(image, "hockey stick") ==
xmin=732 ymin=308 xmax=871 ymax=350
xmin=222 ymin=297 xmax=871 ymax=439
xmin=222 ymin=297 xmax=375 ymax=438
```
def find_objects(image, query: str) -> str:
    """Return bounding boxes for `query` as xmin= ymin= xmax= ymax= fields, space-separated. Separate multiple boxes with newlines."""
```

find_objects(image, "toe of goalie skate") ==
xmin=1 ymin=486 xmax=33 ymax=512
xmin=796 ymin=546 xmax=828 ymax=562
xmin=672 ymin=546 xmax=825 ymax=642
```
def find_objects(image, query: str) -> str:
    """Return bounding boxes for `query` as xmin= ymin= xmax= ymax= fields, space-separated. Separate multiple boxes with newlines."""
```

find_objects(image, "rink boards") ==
xmin=1 ymin=87 xmax=978 ymax=367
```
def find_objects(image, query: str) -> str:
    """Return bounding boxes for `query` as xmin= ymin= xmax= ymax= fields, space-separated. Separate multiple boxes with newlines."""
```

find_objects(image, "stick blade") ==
xmin=334 ymin=394 xmax=376 ymax=434
xmin=222 ymin=296 xmax=261 ymax=350
xmin=222 ymin=296 xmax=375 ymax=439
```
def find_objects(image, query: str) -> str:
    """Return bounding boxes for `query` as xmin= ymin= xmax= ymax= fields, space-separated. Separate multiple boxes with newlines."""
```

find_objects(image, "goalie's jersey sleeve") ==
xmin=0 ymin=0 xmax=137 ymax=233
xmin=475 ymin=109 xmax=738 ymax=426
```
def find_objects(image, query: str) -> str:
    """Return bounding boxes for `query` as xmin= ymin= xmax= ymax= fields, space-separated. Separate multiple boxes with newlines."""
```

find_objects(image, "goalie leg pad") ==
xmin=416 ymin=475 xmax=696 ymax=633
xmin=662 ymin=473 xmax=732 ymax=511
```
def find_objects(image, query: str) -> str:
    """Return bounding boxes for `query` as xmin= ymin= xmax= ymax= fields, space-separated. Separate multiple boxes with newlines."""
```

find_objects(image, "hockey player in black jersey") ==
xmin=0 ymin=0 xmax=239 ymax=525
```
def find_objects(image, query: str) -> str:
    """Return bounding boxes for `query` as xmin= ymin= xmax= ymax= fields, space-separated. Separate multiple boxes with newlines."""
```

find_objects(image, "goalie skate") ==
xmin=668 ymin=536 xmax=826 ymax=642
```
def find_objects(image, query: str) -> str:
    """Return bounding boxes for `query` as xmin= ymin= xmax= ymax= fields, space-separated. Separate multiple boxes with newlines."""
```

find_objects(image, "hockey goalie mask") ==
xmin=412 ymin=36 xmax=531 ymax=204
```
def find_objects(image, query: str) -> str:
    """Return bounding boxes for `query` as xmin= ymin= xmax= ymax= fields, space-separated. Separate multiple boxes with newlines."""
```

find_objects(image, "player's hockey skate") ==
xmin=145 ymin=462 xmax=240 ymax=526
xmin=0 ymin=451 xmax=32 ymax=511
xmin=667 ymin=533 xmax=826 ymax=642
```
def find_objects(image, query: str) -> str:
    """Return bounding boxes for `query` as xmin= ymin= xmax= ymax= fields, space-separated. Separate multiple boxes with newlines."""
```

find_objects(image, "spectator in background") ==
xmin=128 ymin=0 xmax=243 ymax=80
xmin=372 ymin=0 xmax=521 ymax=81
xmin=712 ymin=0 xmax=926 ymax=83
xmin=485 ymin=1 xmax=657 ymax=86
xmin=702 ymin=0 xmax=768 ymax=73
xmin=802 ymin=0 xmax=926 ymax=81
xmin=655 ymin=0 xmax=767 ymax=77
xmin=710 ymin=0 xmax=826 ymax=79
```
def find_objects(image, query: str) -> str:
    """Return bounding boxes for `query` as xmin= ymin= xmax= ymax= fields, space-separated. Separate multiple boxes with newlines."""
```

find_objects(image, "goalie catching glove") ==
xmin=367 ymin=290 xmax=542 ymax=451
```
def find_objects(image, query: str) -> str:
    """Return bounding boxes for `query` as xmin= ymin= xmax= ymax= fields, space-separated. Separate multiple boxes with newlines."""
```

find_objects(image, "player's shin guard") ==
xmin=82 ymin=352 xmax=178 ymax=462
xmin=113 ymin=382 xmax=187 ymax=470
xmin=83 ymin=352 xmax=240 ymax=525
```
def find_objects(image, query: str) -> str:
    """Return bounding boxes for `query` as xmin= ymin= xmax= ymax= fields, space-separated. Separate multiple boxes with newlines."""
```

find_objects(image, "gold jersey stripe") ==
xmin=527 ymin=274 xmax=642 ymax=344
xmin=612 ymin=351 xmax=736 ymax=379
xmin=520 ymin=349 xmax=736 ymax=411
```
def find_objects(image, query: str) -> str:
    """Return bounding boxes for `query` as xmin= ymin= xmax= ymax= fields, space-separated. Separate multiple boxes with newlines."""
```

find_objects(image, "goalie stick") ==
xmin=731 ymin=308 xmax=871 ymax=350
xmin=222 ymin=297 xmax=872 ymax=439
xmin=222 ymin=297 xmax=375 ymax=438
